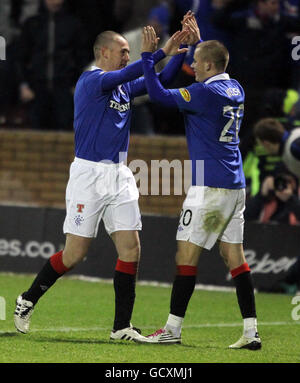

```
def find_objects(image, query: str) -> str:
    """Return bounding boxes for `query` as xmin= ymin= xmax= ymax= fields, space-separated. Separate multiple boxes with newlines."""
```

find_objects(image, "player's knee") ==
xmin=175 ymin=249 xmax=194 ymax=266
xmin=62 ymin=249 xmax=86 ymax=268
xmin=175 ymin=241 xmax=202 ymax=266
xmin=119 ymin=242 xmax=140 ymax=262
xmin=219 ymin=242 xmax=245 ymax=270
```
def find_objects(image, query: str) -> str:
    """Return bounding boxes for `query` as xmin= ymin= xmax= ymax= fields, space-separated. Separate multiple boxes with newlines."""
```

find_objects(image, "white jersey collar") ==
xmin=204 ymin=73 xmax=230 ymax=84
xmin=91 ymin=65 xmax=101 ymax=71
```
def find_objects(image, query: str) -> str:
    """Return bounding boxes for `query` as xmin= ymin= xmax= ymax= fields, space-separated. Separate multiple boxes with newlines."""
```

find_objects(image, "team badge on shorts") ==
xmin=179 ymin=88 xmax=191 ymax=102
xmin=74 ymin=215 xmax=84 ymax=226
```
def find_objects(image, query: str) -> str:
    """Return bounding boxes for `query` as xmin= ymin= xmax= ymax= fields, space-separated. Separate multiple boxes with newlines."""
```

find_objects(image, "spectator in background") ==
xmin=212 ymin=0 xmax=300 ymax=138
xmin=113 ymin=0 xmax=168 ymax=34
xmin=252 ymin=117 xmax=300 ymax=294
xmin=16 ymin=0 xmax=89 ymax=131
xmin=245 ymin=170 xmax=300 ymax=294
xmin=244 ymin=170 xmax=300 ymax=224
xmin=66 ymin=0 xmax=118 ymax=62
xmin=0 ymin=1 xmax=16 ymax=46
xmin=242 ymin=139 xmax=284 ymax=199
xmin=0 ymin=0 xmax=39 ymax=126
xmin=257 ymin=88 xmax=300 ymax=129
xmin=10 ymin=0 xmax=40 ymax=26
xmin=245 ymin=169 xmax=300 ymax=295
xmin=242 ymin=87 xmax=300 ymax=197
xmin=254 ymin=118 xmax=300 ymax=180
xmin=0 ymin=0 xmax=16 ymax=125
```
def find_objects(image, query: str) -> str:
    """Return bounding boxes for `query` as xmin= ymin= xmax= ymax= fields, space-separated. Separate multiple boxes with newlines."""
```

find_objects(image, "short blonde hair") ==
xmin=196 ymin=40 xmax=229 ymax=71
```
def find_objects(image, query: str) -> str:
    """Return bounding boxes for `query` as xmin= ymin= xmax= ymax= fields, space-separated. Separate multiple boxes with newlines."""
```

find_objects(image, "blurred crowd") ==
xmin=1 ymin=0 xmax=300 ymax=226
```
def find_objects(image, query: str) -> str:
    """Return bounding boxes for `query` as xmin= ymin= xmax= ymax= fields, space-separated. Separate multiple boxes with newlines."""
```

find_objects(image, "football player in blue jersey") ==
xmin=13 ymin=12 xmax=200 ymax=342
xmin=137 ymin=20 xmax=261 ymax=350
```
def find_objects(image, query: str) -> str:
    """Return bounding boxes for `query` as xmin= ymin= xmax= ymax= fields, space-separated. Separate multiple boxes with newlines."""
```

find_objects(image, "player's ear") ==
xmin=101 ymin=46 xmax=109 ymax=59
xmin=204 ymin=62 xmax=211 ymax=71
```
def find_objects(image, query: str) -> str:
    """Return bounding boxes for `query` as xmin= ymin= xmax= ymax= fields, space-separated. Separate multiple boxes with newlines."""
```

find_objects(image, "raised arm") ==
xmin=101 ymin=47 xmax=166 ymax=92
xmin=131 ymin=15 xmax=202 ymax=98
xmin=159 ymin=14 xmax=202 ymax=85
xmin=142 ymin=52 xmax=177 ymax=107
xmin=141 ymin=28 xmax=189 ymax=107
xmin=130 ymin=51 xmax=187 ymax=99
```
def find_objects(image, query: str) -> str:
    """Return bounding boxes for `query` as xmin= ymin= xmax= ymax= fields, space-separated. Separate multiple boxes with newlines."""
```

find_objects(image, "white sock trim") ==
xmin=167 ymin=313 xmax=183 ymax=327
xmin=165 ymin=314 xmax=183 ymax=338
xmin=243 ymin=317 xmax=257 ymax=337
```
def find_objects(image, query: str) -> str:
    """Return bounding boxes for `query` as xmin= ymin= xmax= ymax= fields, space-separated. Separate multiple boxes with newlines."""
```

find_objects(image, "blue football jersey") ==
xmin=74 ymin=67 xmax=134 ymax=163
xmin=169 ymin=73 xmax=246 ymax=189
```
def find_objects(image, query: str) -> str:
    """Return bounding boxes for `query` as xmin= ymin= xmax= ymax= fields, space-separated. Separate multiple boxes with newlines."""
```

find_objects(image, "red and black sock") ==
xmin=231 ymin=262 xmax=256 ymax=318
xmin=113 ymin=259 xmax=138 ymax=331
xmin=170 ymin=265 xmax=197 ymax=318
xmin=22 ymin=251 xmax=70 ymax=305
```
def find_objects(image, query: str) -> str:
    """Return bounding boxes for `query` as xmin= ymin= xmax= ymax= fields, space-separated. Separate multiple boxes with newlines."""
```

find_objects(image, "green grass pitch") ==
xmin=0 ymin=273 xmax=299 ymax=363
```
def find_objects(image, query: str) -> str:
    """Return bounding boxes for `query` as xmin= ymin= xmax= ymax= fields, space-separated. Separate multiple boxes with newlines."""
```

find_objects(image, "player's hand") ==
xmin=20 ymin=84 xmax=35 ymax=103
xmin=181 ymin=10 xmax=194 ymax=24
xmin=181 ymin=14 xmax=201 ymax=45
xmin=261 ymin=176 xmax=274 ymax=197
xmin=161 ymin=30 xmax=189 ymax=56
xmin=141 ymin=26 xmax=160 ymax=53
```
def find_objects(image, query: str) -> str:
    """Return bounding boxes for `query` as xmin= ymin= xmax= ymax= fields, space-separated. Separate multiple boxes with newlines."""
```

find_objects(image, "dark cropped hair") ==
xmin=93 ymin=30 xmax=126 ymax=60
xmin=254 ymin=118 xmax=285 ymax=143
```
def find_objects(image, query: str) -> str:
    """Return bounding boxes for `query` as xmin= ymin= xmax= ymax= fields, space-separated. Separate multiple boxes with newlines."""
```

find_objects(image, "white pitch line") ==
xmin=1 ymin=321 xmax=299 ymax=334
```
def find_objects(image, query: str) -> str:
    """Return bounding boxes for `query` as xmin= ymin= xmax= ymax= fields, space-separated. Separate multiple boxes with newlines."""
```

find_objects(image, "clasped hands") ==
xmin=141 ymin=10 xmax=201 ymax=56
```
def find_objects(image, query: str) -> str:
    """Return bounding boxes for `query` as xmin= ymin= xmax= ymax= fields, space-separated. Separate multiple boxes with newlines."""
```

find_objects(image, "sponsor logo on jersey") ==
xmin=118 ymin=85 xmax=126 ymax=95
xmin=179 ymin=88 xmax=191 ymax=102
xmin=109 ymin=100 xmax=130 ymax=112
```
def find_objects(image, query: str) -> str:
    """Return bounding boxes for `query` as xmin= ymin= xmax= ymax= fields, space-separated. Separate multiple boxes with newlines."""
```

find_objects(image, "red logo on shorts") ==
xmin=77 ymin=204 xmax=85 ymax=213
